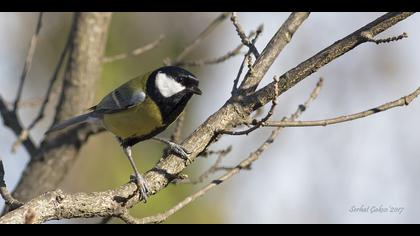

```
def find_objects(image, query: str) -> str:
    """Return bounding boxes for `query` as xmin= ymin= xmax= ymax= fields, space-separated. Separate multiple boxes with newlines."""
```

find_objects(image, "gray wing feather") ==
xmin=95 ymin=88 xmax=146 ymax=113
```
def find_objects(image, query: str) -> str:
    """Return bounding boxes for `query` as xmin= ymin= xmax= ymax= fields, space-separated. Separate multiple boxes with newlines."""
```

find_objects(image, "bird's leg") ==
xmin=122 ymin=145 xmax=149 ymax=202
xmin=152 ymin=137 xmax=191 ymax=161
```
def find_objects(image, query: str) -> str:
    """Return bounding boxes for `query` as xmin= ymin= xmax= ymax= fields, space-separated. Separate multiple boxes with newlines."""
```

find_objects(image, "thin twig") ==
xmin=11 ymin=16 xmax=76 ymax=153
xmin=1 ymin=160 xmax=24 ymax=210
xmin=231 ymin=55 xmax=249 ymax=96
xmin=118 ymin=78 xmax=323 ymax=224
xmin=230 ymin=12 xmax=260 ymax=58
xmin=362 ymin=31 xmax=408 ymax=45
xmin=231 ymin=25 xmax=264 ymax=96
xmin=174 ymin=146 xmax=233 ymax=184
xmin=263 ymin=85 xmax=420 ymax=128
xmin=169 ymin=12 xmax=230 ymax=65
xmin=28 ymin=15 xmax=74 ymax=129
xmin=103 ymin=35 xmax=165 ymax=63
xmin=170 ymin=112 xmax=186 ymax=143
xmin=238 ymin=12 xmax=310 ymax=95
xmin=173 ymin=43 xmax=244 ymax=67
xmin=13 ymin=12 xmax=44 ymax=113
xmin=5 ymin=97 xmax=44 ymax=109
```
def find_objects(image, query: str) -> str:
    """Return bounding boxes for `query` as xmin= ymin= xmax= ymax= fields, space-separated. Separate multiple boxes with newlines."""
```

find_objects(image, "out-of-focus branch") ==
xmin=173 ymin=43 xmax=244 ymax=67
xmin=174 ymin=146 xmax=232 ymax=184
xmin=0 ymin=13 xmax=43 ymax=156
xmin=0 ymin=97 xmax=37 ymax=156
xmin=11 ymin=14 xmax=75 ymax=153
xmin=10 ymin=13 xmax=113 ymax=205
xmin=26 ymin=20 xmax=74 ymax=131
xmin=13 ymin=12 xmax=44 ymax=113
xmin=168 ymin=12 xmax=230 ymax=66
xmin=0 ymin=160 xmax=23 ymax=210
xmin=263 ymin=85 xmax=420 ymax=128
xmin=170 ymin=112 xmax=186 ymax=144
xmin=103 ymin=34 xmax=165 ymax=63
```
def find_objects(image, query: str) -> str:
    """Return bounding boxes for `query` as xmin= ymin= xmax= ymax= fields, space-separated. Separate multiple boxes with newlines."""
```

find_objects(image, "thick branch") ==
xmin=246 ymin=12 xmax=414 ymax=111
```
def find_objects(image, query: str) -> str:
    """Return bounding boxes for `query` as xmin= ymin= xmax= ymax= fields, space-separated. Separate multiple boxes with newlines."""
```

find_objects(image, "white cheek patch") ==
xmin=155 ymin=72 xmax=186 ymax=97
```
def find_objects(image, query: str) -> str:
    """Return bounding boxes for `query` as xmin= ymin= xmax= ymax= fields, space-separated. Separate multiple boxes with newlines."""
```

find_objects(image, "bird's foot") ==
xmin=130 ymin=174 xmax=150 ymax=203
xmin=164 ymin=141 xmax=192 ymax=162
xmin=154 ymin=138 xmax=192 ymax=162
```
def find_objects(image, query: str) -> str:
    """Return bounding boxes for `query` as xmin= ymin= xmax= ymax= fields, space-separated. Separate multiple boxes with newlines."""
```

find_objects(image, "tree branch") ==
xmin=263 ymin=85 xmax=420 ymax=128
xmin=0 ymin=160 xmax=23 ymax=210
xmin=13 ymin=12 xmax=44 ymax=113
xmin=26 ymin=16 xmax=75 ymax=131
xmin=0 ymin=96 xmax=37 ymax=156
xmin=173 ymin=42 xmax=244 ymax=67
xmin=103 ymin=34 xmax=165 ymax=63
xmin=9 ymin=13 xmax=113 ymax=205
xmin=169 ymin=12 xmax=230 ymax=65
xmin=246 ymin=12 xmax=414 ymax=112
xmin=230 ymin=12 xmax=261 ymax=58
xmin=238 ymin=12 xmax=310 ymax=95
xmin=222 ymin=76 xmax=282 ymax=135
xmin=11 ymin=14 xmax=75 ymax=153
xmin=173 ymin=146 xmax=233 ymax=185
xmin=232 ymin=25 xmax=264 ymax=95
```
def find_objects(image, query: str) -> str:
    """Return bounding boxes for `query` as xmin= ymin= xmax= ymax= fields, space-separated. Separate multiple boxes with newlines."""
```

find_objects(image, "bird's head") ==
xmin=150 ymin=66 xmax=202 ymax=99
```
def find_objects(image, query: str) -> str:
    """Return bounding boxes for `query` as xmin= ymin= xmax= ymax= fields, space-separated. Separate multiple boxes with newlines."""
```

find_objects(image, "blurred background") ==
xmin=0 ymin=12 xmax=419 ymax=224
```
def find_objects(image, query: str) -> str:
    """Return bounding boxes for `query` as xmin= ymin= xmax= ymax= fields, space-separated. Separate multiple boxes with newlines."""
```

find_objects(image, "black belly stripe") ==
xmin=120 ymin=126 xmax=167 ymax=147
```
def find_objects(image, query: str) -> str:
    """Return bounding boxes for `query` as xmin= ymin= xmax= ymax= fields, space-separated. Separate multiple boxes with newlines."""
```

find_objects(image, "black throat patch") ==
xmin=146 ymin=70 xmax=193 ymax=125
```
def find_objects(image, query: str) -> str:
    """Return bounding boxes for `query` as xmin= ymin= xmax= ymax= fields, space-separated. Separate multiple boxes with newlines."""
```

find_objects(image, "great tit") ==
xmin=47 ymin=66 xmax=202 ymax=201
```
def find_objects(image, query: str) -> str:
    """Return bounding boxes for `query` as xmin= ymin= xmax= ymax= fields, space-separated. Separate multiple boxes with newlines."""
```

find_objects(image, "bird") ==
xmin=46 ymin=66 xmax=202 ymax=201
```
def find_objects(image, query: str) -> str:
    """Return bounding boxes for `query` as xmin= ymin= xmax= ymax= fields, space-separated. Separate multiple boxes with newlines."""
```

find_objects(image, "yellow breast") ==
xmin=102 ymin=97 xmax=164 ymax=139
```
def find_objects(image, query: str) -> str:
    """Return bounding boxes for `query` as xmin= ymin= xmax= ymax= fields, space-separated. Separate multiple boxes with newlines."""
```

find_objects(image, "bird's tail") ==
xmin=46 ymin=111 xmax=100 ymax=134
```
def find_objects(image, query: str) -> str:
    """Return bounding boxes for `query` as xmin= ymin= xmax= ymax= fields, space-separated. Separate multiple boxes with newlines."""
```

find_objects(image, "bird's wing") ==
xmin=93 ymin=86 xmax=146 ymax=114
